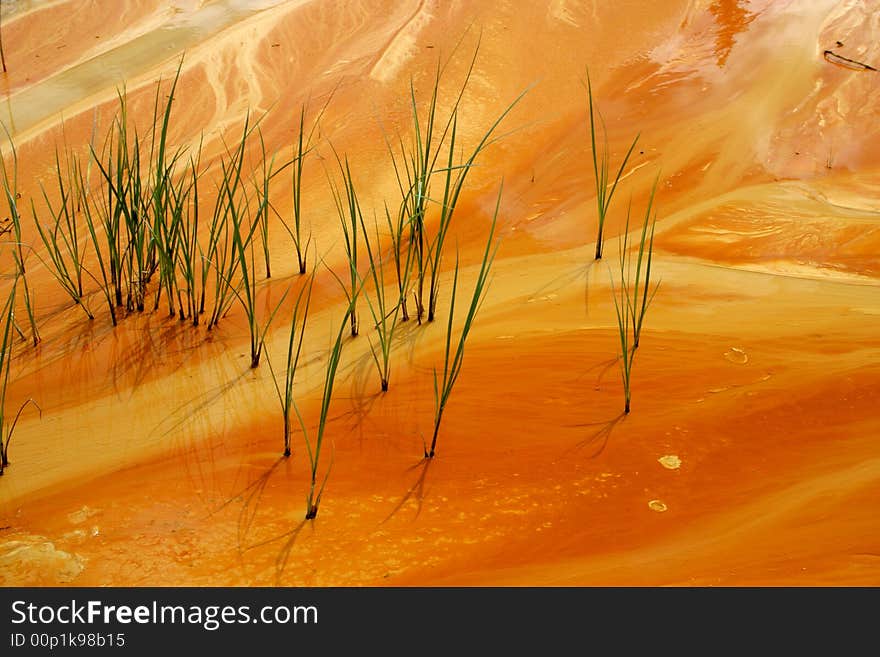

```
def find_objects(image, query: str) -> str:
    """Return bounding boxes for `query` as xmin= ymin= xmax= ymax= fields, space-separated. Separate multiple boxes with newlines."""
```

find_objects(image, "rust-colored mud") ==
xmin=1 ymin=0 xmax=878 ymax=586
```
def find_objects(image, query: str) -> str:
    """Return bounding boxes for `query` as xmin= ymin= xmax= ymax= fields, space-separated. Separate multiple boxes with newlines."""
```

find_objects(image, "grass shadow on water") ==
xmin=206 ymin=457 xmax=310 ymax=584
xmin=565 ymin=412 xmax=626 ymax=458
xmin=238 ymin=517 xmax=308 ymax=586
xmin=382 ymin=458 xmax=433 ymax=524
xmin=205 ymin=457 xmax=284 ymax=549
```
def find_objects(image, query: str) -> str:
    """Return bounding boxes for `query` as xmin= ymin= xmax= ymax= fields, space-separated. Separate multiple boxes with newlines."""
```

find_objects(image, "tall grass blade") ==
xmin=32 ymin=150 xmax=94 ymax=319
xmin=283 ymin=95 xmax=333 ymax=275
xmin=611 ymin=179 xmax=660 ymax=413
xmin=327 ymin=149 xmax=361 ymax=338
xmin=384 ymin=45 xmax=524 ymax=325
xmin=266 ymin=274 xmax=313 ymax=457
xmin=0 ymin=282 xmax=41 ymax=474
xmin=359 ymin=208 xmax=412 ymax=392
xmin=295 ymin=301 xmax=353 ymax=520
xmin=427 ymin=184 xmax=501 ymax=458
xmin=587 ymin=68 xmax=639 ymax=261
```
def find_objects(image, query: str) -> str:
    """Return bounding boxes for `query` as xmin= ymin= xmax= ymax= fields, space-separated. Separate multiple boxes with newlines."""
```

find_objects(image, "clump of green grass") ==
xmin=1 ymin=130 xmax=40 ymax=345
xmin=91 ymin=85 xmax=151 ymax=313
xmin=206 ymin=116 xmax=259 ymax=330
xmin=267 ymin=274 xmax=313 ymax=457
xmin=359 ymin=207 xmax=412 ymax=392
xmin=384 ymin=200 xmax=411 ymax=322
xmin=426 ymin=185 xmax=501 ymax=458
xmin=85 ymin=60 xmax=185 ymax=321
xmin=384 ymin=69 xmax=439 ymax=325
xmin=611 ymin=177 xmax=660 ymax=414
xmin=200 ymin=118 xmax=285 ymax=365
xmin=165 ymin=145 xmax=202 ymax=322
xmin=32 ymin=149 xmax=94 ymax=320
xmin=150 ymin=164 xmax=187 ymax=319
xmin=386 ymin=46 xmax=525 ymax=325
xmin=0 ymin=281 xmax=41 ymax=475
xmin=177 ymin=148 xmax=204 ymax=324
xmin=587 ymin=69 xmax=639 ymax=261
xmin=73 ymin=151 xmax=119 ymax=326
xmin=229 ymin=130 xmax=287 ymax=368
xmin=425 ymin=94 xmax=525 ymax=324
xmin=163 ymin=115 xmax=285 ymax=365
xmin=146 ymin=65 xmax=187 ymax=318
xmin=90 ymin=91 xmax=132 ymax=313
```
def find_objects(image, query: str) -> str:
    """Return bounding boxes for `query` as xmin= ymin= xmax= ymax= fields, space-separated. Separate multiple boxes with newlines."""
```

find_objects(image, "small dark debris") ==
xmin=823 ymin=49 xmax=877 ymax=71
xmin=426 ymin=45 xmax=434 ymax=49
xmin=0 ymin=526 xmax=10 ymax=532
xmin=271 ymin=43 xmax=280 ymax=48
xmin=836 ymin=40 xmax=844 ymax=47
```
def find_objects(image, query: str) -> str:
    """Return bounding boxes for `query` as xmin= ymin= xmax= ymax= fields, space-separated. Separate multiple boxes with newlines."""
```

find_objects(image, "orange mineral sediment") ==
xmin=0 ymin=0 xmax=878 ymax=586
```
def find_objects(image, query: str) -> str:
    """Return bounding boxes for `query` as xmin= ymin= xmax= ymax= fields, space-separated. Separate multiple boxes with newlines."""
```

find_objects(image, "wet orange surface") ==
xmin=1 ymin=0 xmax=879 ymax=586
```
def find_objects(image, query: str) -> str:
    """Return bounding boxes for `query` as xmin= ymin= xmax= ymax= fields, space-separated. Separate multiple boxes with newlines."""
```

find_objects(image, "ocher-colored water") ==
xmin=1 ymin=0 xmax=878 ymax=585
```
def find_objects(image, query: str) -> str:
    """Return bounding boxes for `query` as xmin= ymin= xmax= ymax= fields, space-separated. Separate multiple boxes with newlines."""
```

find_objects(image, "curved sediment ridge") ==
xmin=0 ymin=0 xmax=878 ymax=586
xmin=1 ymin=0 xmax=299 ymax=139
